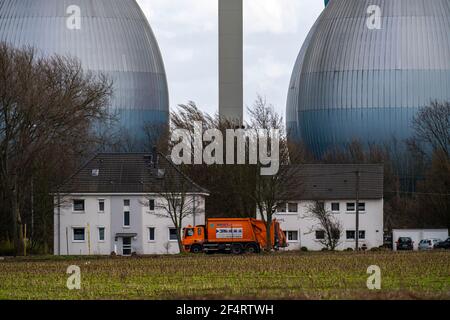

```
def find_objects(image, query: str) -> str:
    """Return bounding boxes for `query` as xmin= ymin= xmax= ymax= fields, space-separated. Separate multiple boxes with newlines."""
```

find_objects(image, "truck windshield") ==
xmin=185 ymin=229 xmax=194 ymax=237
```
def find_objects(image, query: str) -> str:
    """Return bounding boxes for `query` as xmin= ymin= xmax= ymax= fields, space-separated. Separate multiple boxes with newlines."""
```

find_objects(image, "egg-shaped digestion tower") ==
xmin=0 ymin=0 xmax=169 ymax=150
xmin=287 ymin=0 xmax=450 ymax=157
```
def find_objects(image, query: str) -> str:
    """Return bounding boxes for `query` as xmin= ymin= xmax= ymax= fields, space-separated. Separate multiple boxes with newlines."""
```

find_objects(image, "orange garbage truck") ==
xmin=182 ymin=218 xmax=287 ymax=254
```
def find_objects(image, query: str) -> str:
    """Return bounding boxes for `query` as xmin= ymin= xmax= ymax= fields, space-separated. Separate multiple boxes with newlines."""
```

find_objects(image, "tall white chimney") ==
xmin=219 ymin=0 xmax=243 ymax=123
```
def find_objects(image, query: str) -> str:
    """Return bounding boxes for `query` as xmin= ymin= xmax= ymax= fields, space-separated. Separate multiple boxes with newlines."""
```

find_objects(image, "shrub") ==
xmin=0 ymin=240 xmax=15 ymax=256
xmin=300 ymin=247 xmax=308 ymax=252
xmin=371 ymin=246 xmax=390 ymax=252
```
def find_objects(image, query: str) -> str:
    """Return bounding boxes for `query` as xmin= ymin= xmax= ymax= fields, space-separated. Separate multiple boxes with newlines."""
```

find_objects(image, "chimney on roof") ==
xmin=152 ymin=146 xmax=158 ymax=168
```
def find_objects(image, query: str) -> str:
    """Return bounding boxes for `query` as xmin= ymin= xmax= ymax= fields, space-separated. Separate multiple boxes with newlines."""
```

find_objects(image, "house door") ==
xmin=122 ymin=237 xmax=132 ymax=256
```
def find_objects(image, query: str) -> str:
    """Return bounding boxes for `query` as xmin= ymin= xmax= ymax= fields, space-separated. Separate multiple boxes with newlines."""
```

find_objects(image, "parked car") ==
xmin=396 ymin=237 xmax=414 ymax=250
xmin=418 ymin=238 xmax=441 ymax=250
xmin=434 ymin=238 xmax=450 ymax=249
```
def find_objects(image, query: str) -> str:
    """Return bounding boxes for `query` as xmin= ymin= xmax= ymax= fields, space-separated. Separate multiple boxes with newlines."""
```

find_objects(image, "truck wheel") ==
xmin=231 ymin=244 xmax=243 ymax=255
xmin=190 ymin=244 xmax=203 ymax=254
xmin=245 ymin=243 xmax=259 ymax=254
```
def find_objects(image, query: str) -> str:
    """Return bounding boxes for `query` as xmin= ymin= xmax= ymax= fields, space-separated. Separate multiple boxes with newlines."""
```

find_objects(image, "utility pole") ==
xmin=57 ymin=190 xmax=61 ymax=256
xmin=355 ymin=170 xmax=360 ymax=251
xmin=193 ymin=195 xmax=196 ymax=226
xmin=31 ymin=178 xmax=34 ymax=243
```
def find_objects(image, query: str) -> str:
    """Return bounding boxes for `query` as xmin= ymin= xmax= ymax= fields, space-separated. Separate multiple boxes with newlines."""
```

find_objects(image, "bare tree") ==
xmin=413 ymin=101 xmax=450 ymax=157
xmin=146 ymin=160 xmax=196 ymax=253
xmin=415 ymin=149 xmax=450 ymax=228
xmin=0 ymin=43 xmax=112 ymax=254
xmin=304 ymin=201 xmax=342 ymax=250
xmin=170 ymin=102 xmax=257 ymax=218
xmin=246 ymin=96 xmax=303 ymax=251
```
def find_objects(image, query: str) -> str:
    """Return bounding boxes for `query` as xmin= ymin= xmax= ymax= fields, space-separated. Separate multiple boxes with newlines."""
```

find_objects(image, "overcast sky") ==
xmin=136 ymin=0 xmax=324 ymax=119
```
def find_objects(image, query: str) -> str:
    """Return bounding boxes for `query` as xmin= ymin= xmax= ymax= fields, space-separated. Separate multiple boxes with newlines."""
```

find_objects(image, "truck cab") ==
xmin=183 ymin=225 xmax=205 ymax=253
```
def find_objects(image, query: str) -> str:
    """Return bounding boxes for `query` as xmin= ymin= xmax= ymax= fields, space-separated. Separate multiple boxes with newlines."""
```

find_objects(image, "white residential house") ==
xmin=53 ymin=152 xmax=209 ymax=256
xmin=259 ymin=164 xmax=384 ymax=251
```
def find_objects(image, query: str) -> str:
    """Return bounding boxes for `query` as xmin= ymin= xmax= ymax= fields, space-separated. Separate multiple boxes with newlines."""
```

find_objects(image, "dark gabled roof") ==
xmin=57 ymin=153 xmax=209 ymax=195
xmin=283 ymin=164 xmax=384 ymax=200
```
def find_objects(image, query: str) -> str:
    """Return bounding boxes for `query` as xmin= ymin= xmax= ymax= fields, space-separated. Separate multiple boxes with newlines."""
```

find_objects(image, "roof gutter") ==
xmin=49 ymin=192 xmax=210 ymax=197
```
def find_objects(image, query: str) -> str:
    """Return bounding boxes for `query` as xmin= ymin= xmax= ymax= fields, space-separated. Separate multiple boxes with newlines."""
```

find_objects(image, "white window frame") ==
xmin=287 ymin=202 xmax=298 ymax=214
xmin=358 ymin=230 xmax=366 ymax=240
xmin=346 ymin=230 xmax=366 ymax=241
xmin=346 ymin=230 xmax=355 ymax=240
xmin=168 ymin=227 xmax=178 ymax=242
xmin=276 ymin=202 xmax=287 ymax=214
xmin=98 ymin=227 xmax=106 ymax=242
xmin=72 ymin=227 xmax=86 ymax=243
xmin=358 ymin=202 xmax=366 ymax=213
xmin=315 ymin=230 xmax=326 ymax=240
xmin=72 ymin=199 xmax=85 ymax=213
xmin=331 ymin=202 xmax=340 ymax=213
xmin=148 ymin=199 xmax=156 ymax=213
xmin=123 ymin=211 xmax=131 ymax=228
xmin=346 ymin=202 xmax=356 ymax=213
xmin=148 ymin=227 xmax=156 ymax=242
xmin=98 ymin=199 xmax=105 ymax=213
xmin=286 ymin=230 xmax=299 ymax=243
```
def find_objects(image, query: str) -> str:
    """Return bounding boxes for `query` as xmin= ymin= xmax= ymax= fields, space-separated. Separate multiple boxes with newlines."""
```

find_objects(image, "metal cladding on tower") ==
xmin=287 ymin=0 xmax=450 ymax=157
xmin=0 ymin=0 xmax=169 ymax=147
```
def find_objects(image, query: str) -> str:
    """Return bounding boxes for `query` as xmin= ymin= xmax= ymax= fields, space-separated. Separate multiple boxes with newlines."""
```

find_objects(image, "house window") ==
xmin=331 ymin=203 xmax=340 ymax=212
xmin=98 ymin=227 xmax=105 ymax=241
xmin=286 ymin=231 xmax=298 ymax=242
xmin=358 ymin=202 xmax=366 ymax=212
xmin=315 ymin=230 xmax=325 ymax=240
xmin=98 ymin=199 xmax=105 ymax=213
xmin=73 ymin=200 xmax=85 ymax=212
xmin=277 ymin=203 xmax=286 ymax=213
xmin=124 ymin=211 xmax=130 ymax=227
xmin=332 ymin=229 xmax=341 ymax=240
xmin=124 ymin=199 xmax=130 ymax=207
xmin=148 ymin=227 xmax=155 ymax=241
xmin=73 ymin=228 xmax=85 ymax=242
xmin=149 ymin=199 xmax=155 ymax=211
xmin=346 ymin=203 xmax=355 ymax=212
xmin=288 ymin=203 xmax=298 ymax=213
xmin=346 ymin=230 xmax=366 ymax=240
xmin=169 ymin=228 xmax=178 ymax=241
